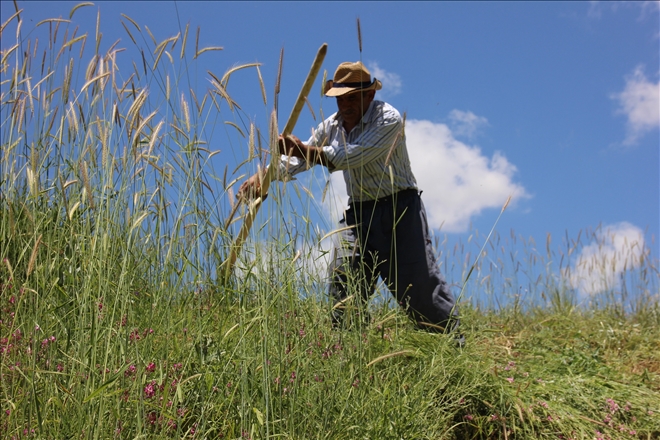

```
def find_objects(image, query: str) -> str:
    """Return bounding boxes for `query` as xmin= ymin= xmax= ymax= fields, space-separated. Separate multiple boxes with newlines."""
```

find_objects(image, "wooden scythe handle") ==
xmin=223 ymin=43 xmax=328 ymax=280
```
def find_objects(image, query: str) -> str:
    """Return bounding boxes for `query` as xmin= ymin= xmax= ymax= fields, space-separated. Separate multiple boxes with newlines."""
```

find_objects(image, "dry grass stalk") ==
xmin=95 ymin=9 xmax=101 ymax=54
xmin=15 ymin=96 xmax=26 ymax=135
xmin=366 ymin=350 xmax=416 ymax=367
xmin=58 ymin=175 xmax=69 ymax=214
xmin=26 ymin=235 xmax=43 ymax=277
xmin=153 ymin=34 xmax=179 ymax=70
xmin=58 ymin=33 xmax=87 ymax=61
xmin=80 ymin=160 xmax=94 ymax=210
xmin=222 ymin=121 xmax=243 ymax=138
xmin=121 ymin=13 xmax=140 ymax=32
xmin=195 ymin=45 xmax=223 ymax=59
xmin=195 ymin=26 xmax=200 ymax=57
xmin=26 ymin=168 xmax=37 ymax=198
xmin=220 ymin=63 xmax=260 ymax=87
xmin=170 ymin=120 xmax=189 ymax=141
xmin=180 ymin=22 xmax=189 ymax=59
xmin=148 ymin=120 xmax=163 ymax=156
xmin=181 ymin=93 xmax=190 ymax=132
xmin=3 ymin=258 xmax=14 ymax=283
xmin=120 ymin=20 xmax=137 ymax=46
xmin=0 ymin=10 xmax=22 ymax=36
xmin=357 ymin=17 xmax=362 ymax=53
xmin=208 ymin=73 xmax=238 ymax=111
xmin=248 ymin=122 xmax=256 ymax=159
xmin=81 ymin=71 xmax=110 ymax=94
xmin=1 ymin=43 xmax=19 ymax=66
xmin=25 ymin=77 xmax=34 ymax=114
xmin=63 ymin=58 xmax=73 ymax=104
xmin=99 ymin=116 xmax=109 ymax=170
xmin=256 ymin=65 xmax=267 ymax=106
xmin=66 ymin=101 xmax=79 ymax=137
xmin=68 ymin=2 xmax=93 ymax=20
xmin=35 ymin=18 xmax=70 ymax=29
xmin=126 ymin=88 xmax=147 ymax=133
xmin=274 ymin=48 xmax=284 ymax=112
xmin=319 ymin=225 xmax=354 ymax=243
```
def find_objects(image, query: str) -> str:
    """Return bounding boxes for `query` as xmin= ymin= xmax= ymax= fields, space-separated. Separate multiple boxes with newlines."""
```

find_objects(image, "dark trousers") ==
xmin=328 ymin=189 xmax=459 ymax=332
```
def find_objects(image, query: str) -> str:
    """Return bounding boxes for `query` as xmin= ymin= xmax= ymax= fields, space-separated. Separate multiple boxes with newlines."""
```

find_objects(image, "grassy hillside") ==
xmin=1 ymin=5 xmax=658 ymax=439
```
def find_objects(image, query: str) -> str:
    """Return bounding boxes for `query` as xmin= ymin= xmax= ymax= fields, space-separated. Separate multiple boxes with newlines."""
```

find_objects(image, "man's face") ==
xmin=336 ymin=90 xmax=375 ymax=125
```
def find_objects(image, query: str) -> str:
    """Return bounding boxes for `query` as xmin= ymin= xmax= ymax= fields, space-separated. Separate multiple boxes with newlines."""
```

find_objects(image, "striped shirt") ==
xmin=278 ymin=100 xmax=418 ymax=203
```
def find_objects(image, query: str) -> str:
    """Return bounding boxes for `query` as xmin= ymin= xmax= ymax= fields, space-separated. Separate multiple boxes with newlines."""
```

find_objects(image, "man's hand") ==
xmin=237 ymin=170 xmax=266 ymax=200
xmin=278 ymin=134 xmax=330 ymax=167
xmin=278 ymin=134 xmax=306 ymax=158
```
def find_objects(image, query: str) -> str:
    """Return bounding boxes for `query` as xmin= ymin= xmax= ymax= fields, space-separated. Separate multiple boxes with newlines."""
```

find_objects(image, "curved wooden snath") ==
xmin=222 ymin=43 xmax=328 ymax=280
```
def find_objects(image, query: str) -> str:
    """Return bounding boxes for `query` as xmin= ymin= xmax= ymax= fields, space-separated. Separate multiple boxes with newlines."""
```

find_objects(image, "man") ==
xmin=239 ymin=61 xmax=460 ymax=335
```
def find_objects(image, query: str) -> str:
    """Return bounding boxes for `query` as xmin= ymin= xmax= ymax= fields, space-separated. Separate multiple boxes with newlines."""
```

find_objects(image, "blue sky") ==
xmin=2 ymin=1 xmax=658 ymax=303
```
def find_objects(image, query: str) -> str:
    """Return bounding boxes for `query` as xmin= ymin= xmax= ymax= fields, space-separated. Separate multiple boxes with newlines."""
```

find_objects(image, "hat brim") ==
xmin=324 ymin=79 xmax=382 ymax=97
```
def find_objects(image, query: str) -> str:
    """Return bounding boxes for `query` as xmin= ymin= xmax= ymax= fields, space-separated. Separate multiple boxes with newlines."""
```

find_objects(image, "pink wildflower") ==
xmin=125 ymin=365 xmax=136 ymax=377
xmin=144 ymin=381 xmax=156 ymax=398
xmin=606 ymin=398 xmax=619 ymax=413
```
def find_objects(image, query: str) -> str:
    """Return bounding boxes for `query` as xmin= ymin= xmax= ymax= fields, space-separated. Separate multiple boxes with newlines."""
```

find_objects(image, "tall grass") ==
xmin=1 ymin=4 xmax=659 ymax=439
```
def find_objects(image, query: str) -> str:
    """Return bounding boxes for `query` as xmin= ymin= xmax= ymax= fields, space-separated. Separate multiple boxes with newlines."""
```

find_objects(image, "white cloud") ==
xmin=587 ymin=1 xmax=603 ymax=20
xmin=404 ymin=118 xmax=528 ymax=232
xmin=318 ymin=114 xmax=529 ymax=233
xmin=611 ymin=65 xmax=660 ymax=146
xmin=448 ymin=109 xmax=490 ymax=140
xmin=588 ymin=1 xmax=660 ymax=21
xmin=563 ymin=222 xmax=647 ymax=298
xmin=366 ymin=62 xmax=402 ymax=97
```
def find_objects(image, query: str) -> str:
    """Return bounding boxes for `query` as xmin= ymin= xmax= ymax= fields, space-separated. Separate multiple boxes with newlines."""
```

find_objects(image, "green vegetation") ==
xmin=1 ymin=4 xmax=658 ymax=439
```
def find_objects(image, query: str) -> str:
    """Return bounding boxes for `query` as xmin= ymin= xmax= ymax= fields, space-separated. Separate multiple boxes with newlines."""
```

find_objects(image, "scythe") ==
xmin=222 ymin=43 xmax=328 ymax=280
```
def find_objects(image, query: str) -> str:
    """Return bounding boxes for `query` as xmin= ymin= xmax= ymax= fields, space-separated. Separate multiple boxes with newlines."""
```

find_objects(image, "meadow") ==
xmin=1 ymin=5 xmax=659 ymax=439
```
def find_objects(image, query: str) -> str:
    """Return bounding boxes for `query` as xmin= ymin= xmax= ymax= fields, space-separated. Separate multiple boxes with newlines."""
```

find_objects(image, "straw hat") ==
xmin=324 ymin=61 xmax=382 ymax=97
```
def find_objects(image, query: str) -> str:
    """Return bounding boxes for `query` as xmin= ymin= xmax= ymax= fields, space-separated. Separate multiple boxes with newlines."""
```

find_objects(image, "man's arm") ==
xmin=237 ymin=134 xmax=333 ymax=200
